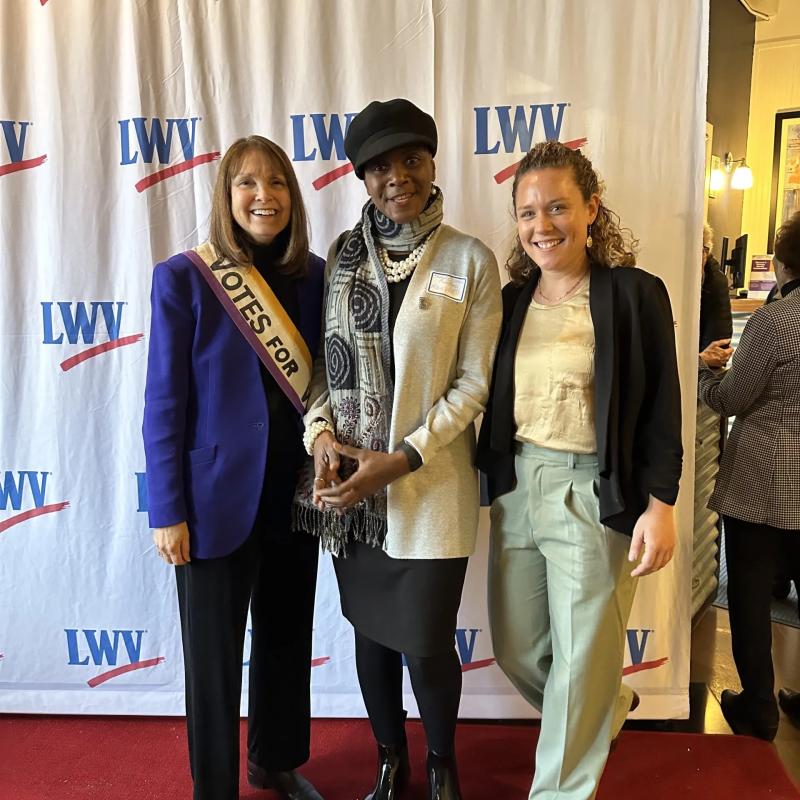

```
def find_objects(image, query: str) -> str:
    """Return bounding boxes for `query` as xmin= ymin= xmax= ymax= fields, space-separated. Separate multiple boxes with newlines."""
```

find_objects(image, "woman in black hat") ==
xmin=294 ymin=98 xmax=502 ymax=800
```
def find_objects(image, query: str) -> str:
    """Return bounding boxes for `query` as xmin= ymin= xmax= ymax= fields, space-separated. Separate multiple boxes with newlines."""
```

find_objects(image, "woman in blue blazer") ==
xmin=143 ymin=136 xmax=324 ymax=800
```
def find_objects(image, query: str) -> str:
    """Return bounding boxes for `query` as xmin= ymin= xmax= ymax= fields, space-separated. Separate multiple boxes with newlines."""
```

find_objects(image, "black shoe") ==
xmin=247 ymin=762 xmax=324 ymax=800
xmin=364 ymin=741 xmax=410 ymax=800
xmin=772 ymin=579 xmax=791 ymax=600
xmin=426 ymin=751 xmax=462 ymax=800
xmin=779 ymin=688 xmax=800 ymax=724
xmin=720 ymin=689 xmax=778 ymax=742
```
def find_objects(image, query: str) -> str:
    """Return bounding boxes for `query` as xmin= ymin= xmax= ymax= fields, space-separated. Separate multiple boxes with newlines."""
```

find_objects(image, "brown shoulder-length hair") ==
xmin=208 ymin=135 xmax=310 ymax=277
xmin=506 ymin=141 xmax=639 ymax=286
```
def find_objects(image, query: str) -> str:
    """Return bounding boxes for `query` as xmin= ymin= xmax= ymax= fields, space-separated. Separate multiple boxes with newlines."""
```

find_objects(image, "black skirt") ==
xmin=333 ymin=542 xmax=468 ymax=657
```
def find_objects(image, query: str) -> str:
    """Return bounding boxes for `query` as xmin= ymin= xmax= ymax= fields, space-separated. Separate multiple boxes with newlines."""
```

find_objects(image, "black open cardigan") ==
xmin=476 ymin=261 xmax=683 ymax=536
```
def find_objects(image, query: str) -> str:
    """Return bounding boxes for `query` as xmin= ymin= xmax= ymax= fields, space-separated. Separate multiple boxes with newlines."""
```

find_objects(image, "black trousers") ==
xmin=724 ymin=516 xmax=800 ymax=724
xmin=175 ymin=512 xmax=319 ymax=800
xmin=354 ymin=630 xmax=463 ymax=756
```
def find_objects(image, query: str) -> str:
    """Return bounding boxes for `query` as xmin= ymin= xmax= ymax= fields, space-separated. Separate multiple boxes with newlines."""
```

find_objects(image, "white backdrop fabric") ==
xmin=0 ymin=0 xmax=707 ymax=719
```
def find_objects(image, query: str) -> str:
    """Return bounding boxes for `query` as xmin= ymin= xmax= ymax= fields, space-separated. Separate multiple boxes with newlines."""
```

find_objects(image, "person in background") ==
xmin=478 ymin=141 xmax=682 ymax=800
xmin=699 ymin=223 xmax=733 ymax=369
xmin=295 ymin=98 xmax=502 ymax=800
xmin=698 ymin=211 xmax=800 ymax=741
xmin=143 ymin=136 xmax=325 ymax=800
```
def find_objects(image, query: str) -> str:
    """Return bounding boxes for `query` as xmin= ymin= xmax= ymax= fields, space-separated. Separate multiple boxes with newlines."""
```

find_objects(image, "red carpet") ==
xmin=0 ymin=715 xmax=797 ymax=799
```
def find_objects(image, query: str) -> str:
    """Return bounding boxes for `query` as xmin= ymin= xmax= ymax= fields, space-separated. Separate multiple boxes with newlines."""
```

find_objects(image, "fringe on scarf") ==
xmin=292 ymin=501 xmax=387 ymax=557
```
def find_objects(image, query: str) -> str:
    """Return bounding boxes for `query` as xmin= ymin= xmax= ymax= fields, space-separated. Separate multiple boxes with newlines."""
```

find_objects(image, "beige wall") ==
xmin=707 ymin=0 xmax=755 ymax=258
xmin=741 ymin=3 xmax=800 ymax=273
xmin=754 ymin=1 xmax=800 ymax=41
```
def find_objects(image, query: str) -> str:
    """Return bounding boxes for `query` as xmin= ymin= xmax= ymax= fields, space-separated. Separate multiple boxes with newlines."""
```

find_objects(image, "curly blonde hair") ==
xmin=506 ymin=141 xmax=638 ymax=286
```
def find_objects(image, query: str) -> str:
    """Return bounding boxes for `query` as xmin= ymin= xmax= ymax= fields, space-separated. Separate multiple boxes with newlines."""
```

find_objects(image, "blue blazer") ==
xmin=142 ymin=250 xmax=325 ymax=559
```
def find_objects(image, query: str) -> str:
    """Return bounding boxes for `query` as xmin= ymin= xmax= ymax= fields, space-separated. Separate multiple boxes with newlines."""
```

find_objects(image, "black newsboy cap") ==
xmin=344 ymin=98 xmax=438 ymax=179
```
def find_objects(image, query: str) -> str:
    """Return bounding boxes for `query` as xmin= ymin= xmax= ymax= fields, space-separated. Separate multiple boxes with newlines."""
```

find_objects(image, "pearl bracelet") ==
xmin=303 ymin=419 xmax=335 ymax=455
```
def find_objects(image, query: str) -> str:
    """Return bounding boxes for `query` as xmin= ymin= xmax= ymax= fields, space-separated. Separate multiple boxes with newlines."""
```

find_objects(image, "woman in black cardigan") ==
xmin=477 ymin=141 xmax=682 ymax=800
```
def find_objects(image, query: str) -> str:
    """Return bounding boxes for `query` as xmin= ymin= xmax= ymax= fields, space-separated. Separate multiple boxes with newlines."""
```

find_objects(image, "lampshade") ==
xmin=709 ymin=168 xmax=725 ymax=193
xmin=731 ymin=164 xmax=753 ymax=190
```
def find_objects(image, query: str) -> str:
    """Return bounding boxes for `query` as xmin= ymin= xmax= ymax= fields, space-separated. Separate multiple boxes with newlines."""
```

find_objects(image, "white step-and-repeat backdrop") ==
xmin=0 ymin=0 xmax=707 ymax=719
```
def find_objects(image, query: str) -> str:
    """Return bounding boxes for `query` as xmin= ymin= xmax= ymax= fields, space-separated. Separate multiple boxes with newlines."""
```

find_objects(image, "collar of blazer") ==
xmin=781 ymin=278 xmax=800 ymax=298
xmin=490 ymin=260 xmax=616 ymax=477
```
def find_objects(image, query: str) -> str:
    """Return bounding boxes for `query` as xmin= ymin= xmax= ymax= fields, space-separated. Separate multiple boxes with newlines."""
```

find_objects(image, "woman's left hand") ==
xmin=628 ymin=496 xmax=676 ymax=577
xmin=315 ymin=444 xmax=411 ymax=509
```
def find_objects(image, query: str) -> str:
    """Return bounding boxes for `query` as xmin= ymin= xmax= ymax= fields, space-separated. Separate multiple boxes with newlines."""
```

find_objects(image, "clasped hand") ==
xmin=312 ymin=431 xmax=410 ymax=511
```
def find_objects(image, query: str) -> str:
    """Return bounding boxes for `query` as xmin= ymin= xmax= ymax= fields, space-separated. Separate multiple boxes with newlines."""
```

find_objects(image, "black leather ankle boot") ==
xmin=364 ymin=740 xmax=410 ymax=800
xmin=426 ymin=751 xmax=461 ymax=800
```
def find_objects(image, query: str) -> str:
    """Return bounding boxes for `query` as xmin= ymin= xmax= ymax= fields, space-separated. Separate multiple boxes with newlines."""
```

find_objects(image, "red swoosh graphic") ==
xmin=0 ymin=501 xmax=69 ymax=534
xmin=622 ymin=656 xmax=669 ymax=676
xmin=313 ymin=162 xmax=354 ymax=190
xmin=493 ymin=137 xmax=588 ymax=184
xmin=311 ymin=657 xmax=330 ymax=667
xmin=59 ymin=333 xmax=143 ymax=372
xmin=88 ymin=656 xmax=165 ymax=688
xmin=0 ymin=154 xmax=47 ymax=177
xmin=462 ymin=658 xmax=496 ymax=672
xmin=135 ymin=151 xmax=221 ymax=192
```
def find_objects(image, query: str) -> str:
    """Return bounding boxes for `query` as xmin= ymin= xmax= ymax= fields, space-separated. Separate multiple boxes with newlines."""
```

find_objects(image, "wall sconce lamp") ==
xmin=724 ymin=152 xmax=753 ymax=190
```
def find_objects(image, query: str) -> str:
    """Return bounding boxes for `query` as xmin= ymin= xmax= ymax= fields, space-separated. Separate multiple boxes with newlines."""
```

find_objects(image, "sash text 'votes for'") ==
xmin=213 ymin=265 xmax=299 ymax=378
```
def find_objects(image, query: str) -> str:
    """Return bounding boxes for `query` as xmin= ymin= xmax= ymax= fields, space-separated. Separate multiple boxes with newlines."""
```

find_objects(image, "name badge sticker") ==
xmin=427 ymin=272 xmax=467 ymax=303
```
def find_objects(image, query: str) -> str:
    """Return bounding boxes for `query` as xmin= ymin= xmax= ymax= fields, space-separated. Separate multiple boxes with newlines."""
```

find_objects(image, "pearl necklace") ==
xmin=535 ymin=271 xmax=589 ymax=305
xmin=377 ymin=229 xmax=438 ymax=283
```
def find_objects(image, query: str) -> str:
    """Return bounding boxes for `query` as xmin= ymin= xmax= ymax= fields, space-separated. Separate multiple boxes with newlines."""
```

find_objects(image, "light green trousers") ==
xmin=488 ymin=443 xmax=637 ymax=800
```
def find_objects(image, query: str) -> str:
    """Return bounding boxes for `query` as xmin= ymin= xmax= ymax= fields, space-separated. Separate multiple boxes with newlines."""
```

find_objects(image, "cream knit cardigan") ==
xmin=304 ymin=224 xmax=502 ymax=559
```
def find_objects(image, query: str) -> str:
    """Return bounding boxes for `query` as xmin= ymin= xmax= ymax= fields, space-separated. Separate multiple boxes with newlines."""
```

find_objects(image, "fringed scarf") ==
xmin=293 ymin=188 xmax=444 ymax=555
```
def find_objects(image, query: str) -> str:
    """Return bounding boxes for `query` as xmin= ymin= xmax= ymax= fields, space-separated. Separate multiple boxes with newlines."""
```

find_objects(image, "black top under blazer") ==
xmin=477 ymin=261 xmax=683 ymax=536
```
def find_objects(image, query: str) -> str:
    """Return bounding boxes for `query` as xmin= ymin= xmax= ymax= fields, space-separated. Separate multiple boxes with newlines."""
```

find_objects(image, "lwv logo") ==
xmin=0 ymin=470 xmax=68 ymax=534
xmin=622 ymin=628 xmax=669 ymax=676
xmin=291 ymin=112 xmax=359 ymax=190
xmin=41 ymin=301 xmax=143 ymax=371
xmin=0 ymin=121 xmax=47 ymax=177
xmin=118 ymin=116 xmax=220 ymax=192
xmin=473 ymin=103 xmax=587 ymax=184
xmin=65 ymin=628 xmax=165 ymax=687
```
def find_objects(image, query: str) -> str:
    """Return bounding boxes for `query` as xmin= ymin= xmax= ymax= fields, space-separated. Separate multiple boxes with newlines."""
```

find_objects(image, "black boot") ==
xmin=426 ymin=751 xmax=461 ymax=800
xmin=720 ymin=689 xmax=778 ymax=742
xmin=364 ymin=741 xmax=410 ymax=800
xmin=247 ymin=762 xmax=324 ymax=800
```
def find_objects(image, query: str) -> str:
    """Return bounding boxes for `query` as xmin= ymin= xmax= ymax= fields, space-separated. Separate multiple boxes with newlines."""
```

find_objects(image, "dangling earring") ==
xmin=586 ymin=225 xmax=593 ymax=249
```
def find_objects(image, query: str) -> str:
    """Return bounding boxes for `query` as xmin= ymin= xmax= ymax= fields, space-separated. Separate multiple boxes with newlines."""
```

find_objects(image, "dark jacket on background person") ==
xmin=477 ymin=262 xmax=683 ymax=536
xmin=700 ymin=255 xmax=733 ymax=349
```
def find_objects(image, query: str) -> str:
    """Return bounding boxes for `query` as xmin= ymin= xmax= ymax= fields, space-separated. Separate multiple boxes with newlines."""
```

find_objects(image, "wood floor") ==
xmin=628 ymin=605 xmax=800 ymax=786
